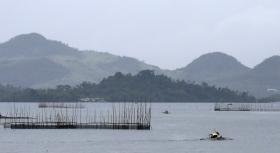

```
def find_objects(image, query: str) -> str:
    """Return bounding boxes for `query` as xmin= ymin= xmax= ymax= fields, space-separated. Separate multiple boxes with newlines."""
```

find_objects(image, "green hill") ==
xmin=0 ymin=33 xmax=279 ymax=98
xmin=171 ymin=53 xmax=280 ymax=98
xmin=0 ymin=70 xmax=256 ymax=102
xmin=0 ymin=33 xmax=159 ymax=87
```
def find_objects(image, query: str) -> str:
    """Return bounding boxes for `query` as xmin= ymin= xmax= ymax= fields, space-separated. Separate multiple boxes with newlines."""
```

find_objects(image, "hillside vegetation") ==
xmin=0 ymin=33 xmax=279 ymax=98
xmin=0 ymin=70 xmax=256 ymax=102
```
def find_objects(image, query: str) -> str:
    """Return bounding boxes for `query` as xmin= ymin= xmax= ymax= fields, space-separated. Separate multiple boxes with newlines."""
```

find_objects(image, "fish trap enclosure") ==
xmin=38 ymin=103 xmax=85 ymax=109
xmin=214 ymin=102 xmax=280 ymax=111
xmin=1 ymin=102 xmax=151 ymax=130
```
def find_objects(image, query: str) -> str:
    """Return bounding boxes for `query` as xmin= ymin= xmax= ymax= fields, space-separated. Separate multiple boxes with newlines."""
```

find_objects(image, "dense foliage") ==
xmin=258 ymin=94 xmax=280 ymax=102
xmin=0 ymin=70 xmax=256 ymax=102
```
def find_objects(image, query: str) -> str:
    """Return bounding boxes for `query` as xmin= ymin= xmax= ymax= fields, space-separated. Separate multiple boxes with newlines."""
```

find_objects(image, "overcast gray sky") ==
xmin=0 ymin=0 xmax=279 ymax=70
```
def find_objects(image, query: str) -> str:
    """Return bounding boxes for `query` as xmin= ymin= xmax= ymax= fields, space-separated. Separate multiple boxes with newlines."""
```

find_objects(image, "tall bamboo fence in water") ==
xmin=1 ymin=102 xmax=151 ymax=130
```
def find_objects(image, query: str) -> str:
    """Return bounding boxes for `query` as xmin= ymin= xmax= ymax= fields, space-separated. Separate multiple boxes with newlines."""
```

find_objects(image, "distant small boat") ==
xmin=162 ymin=110 xmax=170 ymax=114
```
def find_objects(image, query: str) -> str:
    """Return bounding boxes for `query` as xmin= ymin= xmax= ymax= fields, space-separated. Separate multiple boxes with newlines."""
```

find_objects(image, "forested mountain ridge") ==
xmin=0 ymin=33 xmax=279 ymax=98
xmin=171 ymin=52 xmax=250 ymax=82
xmin=170 ymin=53 xmax=280 ymax=98
xmin=0 ymin=70 xmax=256 ymax=102
xmin=0 ymin=33 xmax=159 ymax=87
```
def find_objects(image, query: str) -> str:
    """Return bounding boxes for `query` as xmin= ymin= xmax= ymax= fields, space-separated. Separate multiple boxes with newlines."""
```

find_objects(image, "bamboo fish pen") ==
xmin=2 ymin=102 xmax=151 ymax=130
xmin=214 ymin=102 xmax=280 ymax=111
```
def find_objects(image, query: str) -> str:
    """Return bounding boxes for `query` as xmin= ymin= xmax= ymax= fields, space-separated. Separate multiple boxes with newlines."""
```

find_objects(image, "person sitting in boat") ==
xmin=209 ymin=131 xmax=222 ymax=139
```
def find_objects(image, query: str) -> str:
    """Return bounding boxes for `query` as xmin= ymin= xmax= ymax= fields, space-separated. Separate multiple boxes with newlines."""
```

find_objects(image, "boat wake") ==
xmin=199 ymin=137 xmax=233 ymax=141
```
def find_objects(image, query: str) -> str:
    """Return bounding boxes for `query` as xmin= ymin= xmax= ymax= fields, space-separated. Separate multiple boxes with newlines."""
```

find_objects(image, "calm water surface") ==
xmin=0 ymin=102 xmax=279 ymax=153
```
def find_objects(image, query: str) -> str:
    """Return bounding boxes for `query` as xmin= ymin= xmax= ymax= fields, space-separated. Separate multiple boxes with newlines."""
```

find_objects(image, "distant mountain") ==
xmin=251 ymin=56 xmax=280 ymax=82
xmin=0 ymin=33 xmax=77 ymax=57
xmin=172 ymin=52 xmax=250 ymax=82
xmin=226 ymin=56 xmax=280 ymax=97
xmin=0 ymin=33 xmax=159 ymax=87
xmin=170 ymin=53 xmax=280 ymax=98
xmin=0 ymin=33 xmax=279 ymax=98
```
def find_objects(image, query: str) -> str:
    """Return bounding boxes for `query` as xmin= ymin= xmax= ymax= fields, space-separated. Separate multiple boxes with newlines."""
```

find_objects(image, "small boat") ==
xmin=209 ymin=131 xmax=223 ymax=140
xmin=162 ymin=110 xmax=170 ymax=114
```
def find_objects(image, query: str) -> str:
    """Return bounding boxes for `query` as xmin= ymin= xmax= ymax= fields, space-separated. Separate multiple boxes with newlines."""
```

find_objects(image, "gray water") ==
xmin=0 ymin=102 xmax=279 ymax=153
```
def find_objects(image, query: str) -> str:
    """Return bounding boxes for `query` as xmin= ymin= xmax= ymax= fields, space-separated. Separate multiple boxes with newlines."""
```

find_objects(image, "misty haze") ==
xmin=0 ymin=0 xmax=279 ymax=153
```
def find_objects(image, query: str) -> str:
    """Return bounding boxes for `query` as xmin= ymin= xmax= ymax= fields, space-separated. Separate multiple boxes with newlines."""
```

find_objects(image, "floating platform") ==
xmin=38 ymin=103 xmax=85 ymax=109
xmin=214 ymin=102 xmax=280 ymax=111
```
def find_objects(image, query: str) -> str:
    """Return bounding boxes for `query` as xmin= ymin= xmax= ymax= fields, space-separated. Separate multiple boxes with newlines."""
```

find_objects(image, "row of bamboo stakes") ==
xmin=0 ymin=102 xmax=151 ymax=130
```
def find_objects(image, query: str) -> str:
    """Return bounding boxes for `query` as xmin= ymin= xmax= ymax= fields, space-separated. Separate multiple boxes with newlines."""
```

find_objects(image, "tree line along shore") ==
xmin=0 ymin=70 xmax=257 ymax=102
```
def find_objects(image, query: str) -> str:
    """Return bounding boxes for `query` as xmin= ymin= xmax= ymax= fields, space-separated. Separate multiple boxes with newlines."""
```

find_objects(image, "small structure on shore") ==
xmin=79 ymin=98 xmax=106 ymax=102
